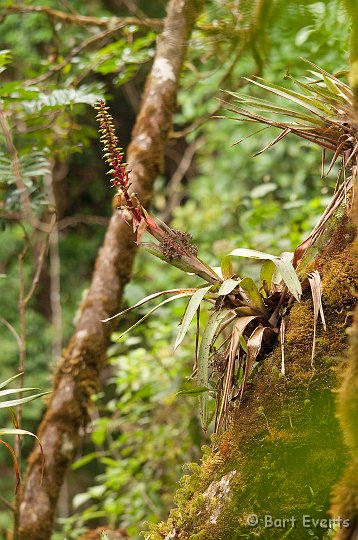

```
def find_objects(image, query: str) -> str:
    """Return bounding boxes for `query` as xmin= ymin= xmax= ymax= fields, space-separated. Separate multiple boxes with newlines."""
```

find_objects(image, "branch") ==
xmin=2 ymin=5 xmax=163 ymax=31
xmin=2 ymin=4 xmax=243 ymax=37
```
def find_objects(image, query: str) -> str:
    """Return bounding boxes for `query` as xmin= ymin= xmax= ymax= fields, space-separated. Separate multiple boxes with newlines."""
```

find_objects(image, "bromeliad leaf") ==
xmin=274 ymin=257 xmax=302 ymax=301
xmin=198 ymin=309 xmax=230 ymax=430
xmin=115 ymin=292 xmax=196 ymax=341
xmin=0 ymin=372 xmax=24 ymax=390
xmin=0 ymin=427 xmax=42 ymax=439
xmin=239 ymin=277 xmax=269 ymax=316
xmin=218 ymin=278 xmax=238 ymax=296
xmin=0 ymin=392 xmax=48 ymax=409
xmin=0 ymin=387 xmax=40 ymax=398
xmin=176 ymin=386 xmax=209 ymax=396
xmin=221 ymin=255 xmax=234 ymax=279
xmin=174 ymin=285 xmax=212 ymax=350
xmin=260 ymin=259 xmax=276 ymax=296
xmin=228 ymin=248 xmax=302 ymax=301
xmin=229 ymin=247 xmax=277 ymax=260
xmin=102 ymin=287 xmax=197 ymax=323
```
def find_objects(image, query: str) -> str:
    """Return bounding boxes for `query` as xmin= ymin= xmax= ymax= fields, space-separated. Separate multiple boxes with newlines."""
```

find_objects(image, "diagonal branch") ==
xmin=17 ymin=1 xmax=204 ymax=539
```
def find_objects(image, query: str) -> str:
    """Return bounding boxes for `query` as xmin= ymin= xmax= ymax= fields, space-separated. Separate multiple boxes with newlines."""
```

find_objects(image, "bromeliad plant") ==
xmin=223 ymin=60 xmax=356 ymax=261
xmin=95 ymin=62 xmax=355 ymax=432
xmin=95 ymin=101 xmax=303 ymax=433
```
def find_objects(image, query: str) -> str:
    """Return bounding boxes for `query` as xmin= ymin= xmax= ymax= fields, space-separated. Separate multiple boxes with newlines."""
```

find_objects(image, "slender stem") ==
xmin=13 ymin=246 xmax=27 ymax=540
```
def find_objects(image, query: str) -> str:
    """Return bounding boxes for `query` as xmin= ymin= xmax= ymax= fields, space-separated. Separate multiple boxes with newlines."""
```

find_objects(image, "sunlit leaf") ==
xmin=0 ymin=387 xmax=39 ymax=398
xmin=115 ymin=292 xmax=195 ymax=341
xmin=218 ymin=278 xmax=238 ymax=296
xmin=0 ymin=372 xmax=24 ymax=390
xmin=275 ymin=257 xmax=302 ymax=301
xmin=0 ymin=392 xmax=49 ymax=409
xmin=174 ymin=285 xmax=212 ymax=350
xmin=102 ymin=287 xmax=197 ymax=323
xmin=229 ymin=248 xmax=301 ymax=300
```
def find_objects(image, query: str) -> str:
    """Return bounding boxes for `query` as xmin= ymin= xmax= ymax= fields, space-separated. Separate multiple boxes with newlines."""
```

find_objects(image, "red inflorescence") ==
xmin=95 ymin=99 xmax=130 ymax=191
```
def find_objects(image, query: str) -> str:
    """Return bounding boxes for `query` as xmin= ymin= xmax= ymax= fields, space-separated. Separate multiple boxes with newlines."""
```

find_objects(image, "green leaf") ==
xmin=245 ymin=77 xmax=331 ymax=116
xmin=0 ymin=49 xmax=11 ymax=74
xmin=22 ymin=86 xmax=103 ymax=113
xmin=239 ymin=277 xmax=269 ymax=316
xmin=102 ymin=287 xmax=197 ymax=323
xmin=0 ymin=81 xmax=40 ymax=100
xmin=0 ymin=387 xmax=39 ymax=398
xmin=176 ymin=386 xmax=209 ymax=396
xmin=260 ymin=260 xmax=276 ymax=296
xmin=174 ymin=285 xmax=212 ymax=350
xmin=197 ymin=309 xmax=230 ymax=430
xmin=250 ymin=183 xmax=277 ymax=199
xmin=229 ymin=247 xmax=277 ymax=261
xmin=220 ymin=255 xmax=234 ymax=279
xmin=0 ymin=372 xmax=23 ymax=390
xmin=218 ymin=278 xmax=238 ymax=296
xmin=239 ymin=335 xmax=248 ymax=353
xmin=115 ymin=292 xmax=195 ymax=341
xmin=229 ymin=248 xmax=301 ymax=301
xmin=0 ymin=392 xmax=49 ymax=409
xmin=275 ymin=257 xmax=302 ymax=301
xmin=72 ymin=452 xmax=99 ymax=470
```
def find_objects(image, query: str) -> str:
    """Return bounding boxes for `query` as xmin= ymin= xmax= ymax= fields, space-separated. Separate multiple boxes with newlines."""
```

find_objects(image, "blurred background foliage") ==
xmin=0 ymin=0 xmax=349 ymax=538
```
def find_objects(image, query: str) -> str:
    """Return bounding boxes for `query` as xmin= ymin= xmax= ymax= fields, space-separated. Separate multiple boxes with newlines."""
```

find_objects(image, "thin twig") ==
xmin=0 ymin=319 xmax=22 ymax=351
xmin=0 ymin=494 xmax=15 ymax=513
xmin=160 ymin=137 xmax=204 ymax=222
xmin=24 ymin=219 xmax=53 ymax=306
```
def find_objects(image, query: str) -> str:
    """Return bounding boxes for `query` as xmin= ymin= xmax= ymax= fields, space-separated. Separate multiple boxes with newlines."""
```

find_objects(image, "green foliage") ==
xmin=59 ymin=321 xmax=204 ymax=539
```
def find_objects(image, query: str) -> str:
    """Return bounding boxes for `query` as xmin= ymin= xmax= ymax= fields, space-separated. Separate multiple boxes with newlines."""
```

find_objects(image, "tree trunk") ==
xmin=17 ymin=1 xmax=204 ymax=539
xmin=331 ymin=181 xmax=358 ymax=540
xmin=147 ymin=208 xmax=357 ymax=540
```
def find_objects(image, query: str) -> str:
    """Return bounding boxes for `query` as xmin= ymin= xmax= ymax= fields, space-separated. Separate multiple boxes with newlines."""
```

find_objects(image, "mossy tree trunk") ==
xmin=148 ymin=209 xmax=357 ymax=540
xmin=331 ymin=180 xmax=358 ymax=540
xmin=16 ymin=2 xmax=204 ymax=539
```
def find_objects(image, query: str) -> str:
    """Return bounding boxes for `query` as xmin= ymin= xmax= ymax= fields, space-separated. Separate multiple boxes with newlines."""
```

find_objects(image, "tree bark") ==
xmin=17 ymin=1 xmax=204 ymax=539
xmin=147 ymin=209 xmax=357 ymax=540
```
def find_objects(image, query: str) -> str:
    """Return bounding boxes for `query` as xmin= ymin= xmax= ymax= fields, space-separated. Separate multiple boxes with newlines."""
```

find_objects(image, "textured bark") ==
xmin=148 ymin=211 xmax=357 ymax=540
xmin=17 ymin=1 xmax=203 ymax=539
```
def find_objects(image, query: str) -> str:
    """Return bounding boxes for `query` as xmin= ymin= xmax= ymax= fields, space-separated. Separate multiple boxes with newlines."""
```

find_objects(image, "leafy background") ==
xmin=0 ymin=0 xmax=349 ymax=538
